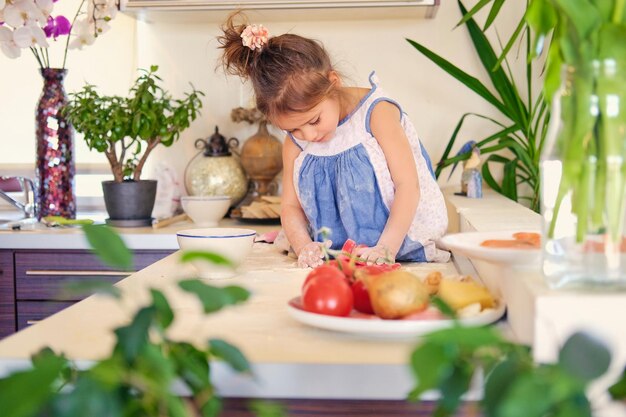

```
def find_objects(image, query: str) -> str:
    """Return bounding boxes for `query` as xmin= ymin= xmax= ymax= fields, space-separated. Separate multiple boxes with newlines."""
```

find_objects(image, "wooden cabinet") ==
xmin=0 ymin=249 xmax=173 ymax=337
xmin=0 ymin=251 xmax=15 ymax=338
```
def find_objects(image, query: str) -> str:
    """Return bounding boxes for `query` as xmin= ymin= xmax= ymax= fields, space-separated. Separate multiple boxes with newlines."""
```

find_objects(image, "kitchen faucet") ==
xmin=0 ymin=176 xmax=38 ymax=219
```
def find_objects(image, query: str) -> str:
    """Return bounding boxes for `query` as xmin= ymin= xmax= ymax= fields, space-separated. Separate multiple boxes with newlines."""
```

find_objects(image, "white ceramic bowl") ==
xmin=181 ymin=195 xmax=231 ymax=227
xmin=176 ymin=227 xmax=256 ymax=279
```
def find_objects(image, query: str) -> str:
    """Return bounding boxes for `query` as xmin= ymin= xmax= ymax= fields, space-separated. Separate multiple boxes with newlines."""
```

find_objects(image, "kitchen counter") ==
xmin=0 ymin=239 xmax=461 ymax=400
xmin=0 ymin=189 xmax=625 ymax=415
xmin=0 ymin=217 xmax=277 ymax=250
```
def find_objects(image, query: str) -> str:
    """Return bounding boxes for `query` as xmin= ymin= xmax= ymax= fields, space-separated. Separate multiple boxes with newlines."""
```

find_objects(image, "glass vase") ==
xmin=541 ymin=60 xmax=626 ymax=289
xmin=36 ymin=68 xmax=76 ymax=219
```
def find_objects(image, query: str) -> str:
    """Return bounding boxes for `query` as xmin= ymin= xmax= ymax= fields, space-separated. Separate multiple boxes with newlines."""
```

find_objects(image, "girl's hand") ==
xmin=297 ymin=240 xmax=332 ymax=268
xmin=354 ymin=244 xmax=395 ymax=265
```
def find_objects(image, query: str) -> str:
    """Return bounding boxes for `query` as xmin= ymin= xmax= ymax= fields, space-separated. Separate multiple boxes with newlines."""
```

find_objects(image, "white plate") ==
xmin=287 ymin=297 xmax=506 ymax=339
xmin=440 ymin=230 xmax=541 ymax=266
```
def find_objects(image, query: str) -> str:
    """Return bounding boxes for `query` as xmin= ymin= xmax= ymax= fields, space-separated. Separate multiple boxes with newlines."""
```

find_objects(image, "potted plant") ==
xmin=63 ymin=66 xmax=204 ymax=226
xmin=407 ymin=0 xmax=548 ymax=213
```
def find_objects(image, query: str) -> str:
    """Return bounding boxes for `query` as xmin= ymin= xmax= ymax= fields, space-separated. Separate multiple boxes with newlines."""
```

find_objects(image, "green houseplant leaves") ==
xmin=408 ymin=0 xmax=548 ymax=211
xmin=63 ymin=66 xmax=204 ymax=183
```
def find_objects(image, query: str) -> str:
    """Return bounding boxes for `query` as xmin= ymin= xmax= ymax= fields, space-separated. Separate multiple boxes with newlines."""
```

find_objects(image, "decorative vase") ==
xmin=540 ymin=60 xmax=626 ymax=289
xmin=240 ymin=121 xmax=283 ymax=199
xmin=184 ymin=126 xmax=248 ymax=207
xmin=36 ymin=68 xmax=76 ymax=219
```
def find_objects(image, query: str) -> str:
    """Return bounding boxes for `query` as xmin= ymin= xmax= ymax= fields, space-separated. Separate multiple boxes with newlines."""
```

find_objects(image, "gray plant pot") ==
xmin=102 ymin=180 xmax=157 ymax=227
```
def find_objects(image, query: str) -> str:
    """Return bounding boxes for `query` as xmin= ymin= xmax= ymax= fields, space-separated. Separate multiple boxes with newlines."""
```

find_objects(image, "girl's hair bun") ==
xmin=218 ymin=12 xmax=260 ymax=79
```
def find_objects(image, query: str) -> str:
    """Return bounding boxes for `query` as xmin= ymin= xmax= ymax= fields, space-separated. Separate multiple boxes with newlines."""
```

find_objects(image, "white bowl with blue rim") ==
xmin=181 ymin=195 xmax=231 ymax=227
xmin=176 ymin=228 xmax=256 ymax=279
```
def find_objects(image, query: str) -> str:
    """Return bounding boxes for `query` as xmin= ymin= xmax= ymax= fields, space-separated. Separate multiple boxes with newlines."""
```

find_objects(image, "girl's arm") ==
xmin=281 ymin=137 xmax=314 ymax=256
xmin=359 ymin=101 xmax=420 ymax=260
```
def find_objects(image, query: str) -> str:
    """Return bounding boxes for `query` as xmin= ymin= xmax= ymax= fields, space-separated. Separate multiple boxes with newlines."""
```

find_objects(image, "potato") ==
xmin=365 ymin=271 xmax=430 ymax=319
xmin=437 ymin=279 xmax=495 ymax=311
xmin=423 ymin=271 xmax=442 ymax=295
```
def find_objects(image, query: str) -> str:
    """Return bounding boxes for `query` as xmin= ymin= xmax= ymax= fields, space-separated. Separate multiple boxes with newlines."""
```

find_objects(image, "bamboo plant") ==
xmin=408 ymin=0 xmax=549 ymax=212
xmin=525 ymin=0 xmax=626 ymax=248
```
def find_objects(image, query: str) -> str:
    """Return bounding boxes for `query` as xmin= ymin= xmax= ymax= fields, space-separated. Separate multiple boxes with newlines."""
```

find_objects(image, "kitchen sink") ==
xmin=0 ymin=218 xmax=46 ymax=230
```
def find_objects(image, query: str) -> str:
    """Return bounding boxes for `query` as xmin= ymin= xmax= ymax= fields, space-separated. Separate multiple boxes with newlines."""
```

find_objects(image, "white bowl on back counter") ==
xmin=181 ymin=195 xmax=230 ymax=227
xmin=176 ymin=227 xmax=256 ymax=279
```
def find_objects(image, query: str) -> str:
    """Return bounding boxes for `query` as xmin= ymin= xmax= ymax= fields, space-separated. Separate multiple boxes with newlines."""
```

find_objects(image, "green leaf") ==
xmin=151 ymin=289 xmax=174 ymax=329
xmin=406 ymin=38 xmax=508 ymax=115
xmin=484 ymin=0 xmax=505 ymax=31
xmin=553 ymin=0 xmax=601 ymax=41
xmin=559 ymin=332 xmax=611 ymax=382
xmin=60 ymin=280 xmax=121 ymax=300
xmin=248 ymin=400 xmax=288 ymax=417
xmin=424 ymin=325 xmax=506 ymax=350
xmin=210 ymin=338 xmax=251 ymax=373
xmin=435 ymin=363 xmax=474 ymax=417
xmin=167 ymin=395 xmax=189 ymax=417
xmin=135 ymin=344 xmax=176 ymax=395
xmin=202 ymin=396 xmax=222 ymax=417
xmin=49 ymin=376 xmax=123 ymax=417
xmin=608 ymin=365 xmax=626 ymax=399
xmin=597 ymin=23 xmax=626 ymax=62
xmin=456 ymin=0 xmax=493 ymax=27
xmin=430 ymin=296 xmax=457 ymax=318
xmin=483 ymin=357 xmax=530 ymax=417
xmin=525 ymin=0 xmax=558 ymax=58
xmin=179 ymin=279 xmax=250 ymax=314
xmin=180 ymin=250 xmax=234 ymax=267
xmin=408 ymin=342 xmax=451 ymax=400
xmin=482 ymin=157 xmax=505 ymax=193
xmin=459 ymin=0 xmax=528 ymax=127
xmin=0 ymin=350 xmax=66 ymax=417
xmin=113 ymin=306 xmax=155 ymax=364
xmin=168 ymin=341 xmax=211 ymax=392
xmin=551 ymin=395 xmax=592 ymax=417
xmin=497 ymin=371 xmax=554 ymax=417
xmin=502 ymin=158 xmax=519 ymax=201
xmin=82 ymin=224 xmax=133 ymax=270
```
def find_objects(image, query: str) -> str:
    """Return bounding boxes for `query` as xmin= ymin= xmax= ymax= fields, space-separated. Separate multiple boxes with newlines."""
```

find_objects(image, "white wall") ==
xmin=0 ymin=0 xmax=528 ymax=193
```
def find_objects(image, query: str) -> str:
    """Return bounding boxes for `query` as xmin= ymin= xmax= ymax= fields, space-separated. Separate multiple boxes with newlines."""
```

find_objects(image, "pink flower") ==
xmin=241 ymin=24 xmax=269 ymax=51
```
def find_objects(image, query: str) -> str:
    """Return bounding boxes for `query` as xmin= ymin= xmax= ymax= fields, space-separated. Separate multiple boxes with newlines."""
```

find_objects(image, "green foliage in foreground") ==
xmin=0 ymin=225 xmax=286 ymax=417
xmin=409 ymin=323 xmax=626 ymax=417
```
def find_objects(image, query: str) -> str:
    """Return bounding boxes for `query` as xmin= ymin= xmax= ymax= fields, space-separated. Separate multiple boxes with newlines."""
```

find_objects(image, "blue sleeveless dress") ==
xmin=290 ymin=72 xmax=449 ymax=262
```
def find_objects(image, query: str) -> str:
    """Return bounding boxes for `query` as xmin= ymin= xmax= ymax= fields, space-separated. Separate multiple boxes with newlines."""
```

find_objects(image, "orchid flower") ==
xmin=3 ymin=0 xmax=46 ymax=27
xmin=13 ymin=23 xmax=48 ymax=48
xmin=68 ymin=18 xmax=95 ymax=50
xmin=43 ymin=14 xmax=70 ymax=39
xmin=0 ymin=0 xmax=121 ymax=67
xmin=0 ymin=25 xmax=20 ymax=58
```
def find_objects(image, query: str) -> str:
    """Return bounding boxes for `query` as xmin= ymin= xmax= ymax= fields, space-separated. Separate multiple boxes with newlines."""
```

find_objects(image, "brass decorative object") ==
xmin=231 ymin=107 xmax=283 ymax=201
xmin=184 ymin=126 xmax=248 ymax=207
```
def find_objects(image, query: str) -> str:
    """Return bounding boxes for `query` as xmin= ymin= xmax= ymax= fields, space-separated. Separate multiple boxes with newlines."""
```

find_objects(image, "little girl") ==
xmin=219 ymin=16 xmax=449 ymax=267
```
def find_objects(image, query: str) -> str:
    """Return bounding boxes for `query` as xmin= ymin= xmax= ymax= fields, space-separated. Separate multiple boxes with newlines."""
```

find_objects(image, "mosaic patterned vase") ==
xmin=36 ymin=68 xmax=76 ymax=219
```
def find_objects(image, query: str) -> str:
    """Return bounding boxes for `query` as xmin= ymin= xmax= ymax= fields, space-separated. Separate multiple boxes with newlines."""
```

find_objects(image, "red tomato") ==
xmin=302 ymin=273 xmax=354 ymax=317
xmin=328 ymin=257 xmax=355 ymax=280
xmin=351 ymin=279 xmax=374 ymax=314
xmin=301 ymin=264 xmax=346 ymax=290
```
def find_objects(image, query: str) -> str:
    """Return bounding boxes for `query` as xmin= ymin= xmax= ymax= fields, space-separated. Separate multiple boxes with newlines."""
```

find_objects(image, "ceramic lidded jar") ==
xmin=184 ymin=126 xmax=248 ymax=207
xmin=240 ymin=121 xmax=283 ymax=197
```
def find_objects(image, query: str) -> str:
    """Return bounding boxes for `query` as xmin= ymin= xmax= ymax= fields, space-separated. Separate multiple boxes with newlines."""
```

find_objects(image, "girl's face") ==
xmin=274 ymin=96 xmax=342 ymax=143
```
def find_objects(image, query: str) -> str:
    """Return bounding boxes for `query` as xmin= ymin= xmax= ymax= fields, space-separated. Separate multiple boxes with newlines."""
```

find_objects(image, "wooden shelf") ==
xmin=123 ymin=0 xmax=439 ymax=22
